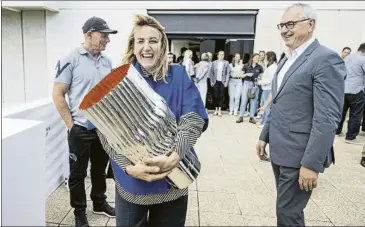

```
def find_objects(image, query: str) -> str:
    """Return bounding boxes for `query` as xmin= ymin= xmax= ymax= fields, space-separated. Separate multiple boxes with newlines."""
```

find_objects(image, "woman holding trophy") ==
xmin=79 ymin=14 xmax=209 ymax=226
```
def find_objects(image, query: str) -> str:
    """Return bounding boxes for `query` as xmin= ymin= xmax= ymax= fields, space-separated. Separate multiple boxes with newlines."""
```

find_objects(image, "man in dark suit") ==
xmin=256 ymin=3 xmax=346 ymax=226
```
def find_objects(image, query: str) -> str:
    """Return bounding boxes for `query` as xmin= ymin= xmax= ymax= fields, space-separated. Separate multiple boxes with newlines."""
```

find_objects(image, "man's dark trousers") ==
xmin=361 ymin=102 xmax=365 ymax=132
xmin=68 ymin=124 xmax=109 ymax=216
xmin=336 ymin=90 xmax=365 ymax=140
xmin=272 ymin=163 xmax=312 ymax=227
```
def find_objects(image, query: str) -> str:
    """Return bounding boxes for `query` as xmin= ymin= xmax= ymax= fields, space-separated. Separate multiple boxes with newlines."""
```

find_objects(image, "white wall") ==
xmin=171 ymin=40 xmax=190 ymax=57
xmin=22 ymin=10 xmax=48 ymax=103
xmin=253 ymin=9 xmax=285 ymax=57
xmin=1 ymin=9 xmax=25 ymax=105
xmin=315 ymin=10 xmax=365 ymax=53
xmin=1 ymin=9 xmax=48 ymax=107
xmin=51 ymin=1 xmax=365 ymax=11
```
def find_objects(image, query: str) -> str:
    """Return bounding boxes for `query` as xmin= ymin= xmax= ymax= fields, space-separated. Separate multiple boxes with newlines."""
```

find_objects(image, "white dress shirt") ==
xmin=217 ymin=61 xmax=224 ymax=81
xmin=183 ymin=59 xmax=195 ymax=77
xmin=277 ymin=37 xmax=316 ymax=90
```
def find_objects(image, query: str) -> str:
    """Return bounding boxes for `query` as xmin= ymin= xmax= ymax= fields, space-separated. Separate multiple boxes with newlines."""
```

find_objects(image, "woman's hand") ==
xmin=258 ymin=106 xmax=266 ymax=115
xmin=144 ymin=152 xmax=180 ymax=173
xmin=126 ymin=163 xmax=171 ymax=182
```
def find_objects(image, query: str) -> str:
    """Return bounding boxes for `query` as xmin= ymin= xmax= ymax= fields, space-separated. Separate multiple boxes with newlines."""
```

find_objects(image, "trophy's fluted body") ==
xmin=79 ymin=64 xmax=200 ymax=189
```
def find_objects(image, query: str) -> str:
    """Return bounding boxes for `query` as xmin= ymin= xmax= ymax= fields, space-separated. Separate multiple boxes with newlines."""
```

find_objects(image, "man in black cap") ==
xmin=52 ymin=16 xmax=117 ymax=227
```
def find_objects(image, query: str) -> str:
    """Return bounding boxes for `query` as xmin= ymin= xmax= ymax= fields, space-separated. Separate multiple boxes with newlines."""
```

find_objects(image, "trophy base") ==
xmin=167 ymin=166 xmax=196 ymax=189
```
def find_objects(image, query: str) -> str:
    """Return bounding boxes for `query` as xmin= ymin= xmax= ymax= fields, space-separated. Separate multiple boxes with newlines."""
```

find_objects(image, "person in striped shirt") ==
xmin=96 ymin=14 xmax=209 ymax=227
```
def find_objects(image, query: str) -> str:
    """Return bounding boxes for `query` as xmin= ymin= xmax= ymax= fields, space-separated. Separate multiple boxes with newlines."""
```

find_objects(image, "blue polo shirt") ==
xmin=106 ymin=61 xmax=209 ymax=195
xmin=344 ymin=52 xmax=365 ymax=94
xmin=243 ymin=64 xmax=264 ymax=83
xmin=55 ymin=46 xmax=113 ymax=128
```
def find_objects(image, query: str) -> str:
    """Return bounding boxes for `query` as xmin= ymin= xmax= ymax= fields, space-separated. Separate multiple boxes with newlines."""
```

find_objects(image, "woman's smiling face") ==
xmin=133 ymin=26 xmax=161 ymax=69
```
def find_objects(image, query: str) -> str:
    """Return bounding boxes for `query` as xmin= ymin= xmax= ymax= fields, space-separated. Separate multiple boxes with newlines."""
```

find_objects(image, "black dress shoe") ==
xmin=93 ymin=202 xmax=116 ymax=218
xmin=75 ymin=214 xmax=89 ymax=227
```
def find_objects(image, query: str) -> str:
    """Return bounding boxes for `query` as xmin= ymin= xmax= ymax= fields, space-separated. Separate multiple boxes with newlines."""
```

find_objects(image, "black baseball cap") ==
xmin=82 ymin=16 xmax=118 ymax=34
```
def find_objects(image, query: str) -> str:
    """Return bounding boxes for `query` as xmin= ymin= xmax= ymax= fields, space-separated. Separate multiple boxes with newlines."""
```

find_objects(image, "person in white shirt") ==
xmin=182 ymin=49 xmax=195 ymax=78
xmin=257 ymin=51 xmax=278 ymax=127
xmin=256 ymin=50 xmax=268 ymax=117
xmin=227 ymin=53 xmax=244 ymax=115
xmin=194 ymin=53 xmax=211 ymax=107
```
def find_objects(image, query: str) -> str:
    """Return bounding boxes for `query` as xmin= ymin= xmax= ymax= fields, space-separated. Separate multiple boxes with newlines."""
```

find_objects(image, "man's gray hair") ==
xmin=287 ymin=3 xmax=317 ymax=20
xmin=201 ymin=53 xmax=209 ymax=61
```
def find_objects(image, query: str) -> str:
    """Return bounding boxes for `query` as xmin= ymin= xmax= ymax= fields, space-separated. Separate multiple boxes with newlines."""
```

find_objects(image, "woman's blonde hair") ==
xmin=183 ymin=49 xmax=193 ymax=63
xmin=121 ymin=14 xmax=169 ymax=81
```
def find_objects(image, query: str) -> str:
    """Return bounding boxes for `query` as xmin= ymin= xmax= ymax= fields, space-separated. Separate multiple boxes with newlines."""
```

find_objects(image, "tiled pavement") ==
xmin=46 ymin=112 xmax=365 ymax=226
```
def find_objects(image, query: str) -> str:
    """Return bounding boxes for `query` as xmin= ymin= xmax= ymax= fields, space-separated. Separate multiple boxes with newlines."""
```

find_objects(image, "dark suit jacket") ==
xmin=259 ymin=39 xmax=346 ymax=173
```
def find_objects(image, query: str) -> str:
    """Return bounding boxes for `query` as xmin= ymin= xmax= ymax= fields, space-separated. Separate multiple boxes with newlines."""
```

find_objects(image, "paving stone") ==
xmin=45 ymin=185 xmax=72 ymax=224
xmin=305 ymin=220 xmax=334 ymax=226
xmin=188 ymin=191 xmax=198 ymax=211
xmin=106 ymin=218 xmax=115 ymax=226
xmin=197 ymin=176 xmax=261 ymax=193
xmin=242 ymin=215 xmax=277 ymax=226
xmin=304 ymin=199 xmax=330 ymax=222
xmin=200 ymin=211 xmax=245 ymax=226
xmin=318 ymin=200 xmax=365 ymax=226
xmin=185 ymin=210 xmax=199 ymax=226
xmin=333 ymin=185 xmax=365 ymax=204
xmin=235 ymin=190 xmax=276 ymax=218
xmin=198 ymin=191 xmax=241 ymax=215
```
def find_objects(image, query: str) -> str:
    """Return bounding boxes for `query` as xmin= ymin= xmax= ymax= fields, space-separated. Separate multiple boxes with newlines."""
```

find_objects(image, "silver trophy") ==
xmin=79 ymin=64 xmax=201 ymax=189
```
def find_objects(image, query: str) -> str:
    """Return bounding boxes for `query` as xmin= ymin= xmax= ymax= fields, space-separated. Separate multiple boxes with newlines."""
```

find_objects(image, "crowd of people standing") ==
xmin=169 ymin=48 xmax=281 ymax=129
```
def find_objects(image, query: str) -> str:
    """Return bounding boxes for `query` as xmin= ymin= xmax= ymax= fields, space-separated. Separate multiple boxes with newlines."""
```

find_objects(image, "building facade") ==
xmin=2 ymin=1 xmax=365 ymax=106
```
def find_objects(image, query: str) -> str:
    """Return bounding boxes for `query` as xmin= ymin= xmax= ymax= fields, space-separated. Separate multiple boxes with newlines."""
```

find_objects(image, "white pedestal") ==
xmin=3 ymin=98 xmax=69 ymax=197
xmin=2 ymin=118 xmax=46 ymax=226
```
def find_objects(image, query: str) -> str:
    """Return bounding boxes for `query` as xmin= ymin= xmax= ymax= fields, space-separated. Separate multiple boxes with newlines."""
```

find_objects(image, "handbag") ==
xmin=247 ymin=86 xmax=258 ymax=99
